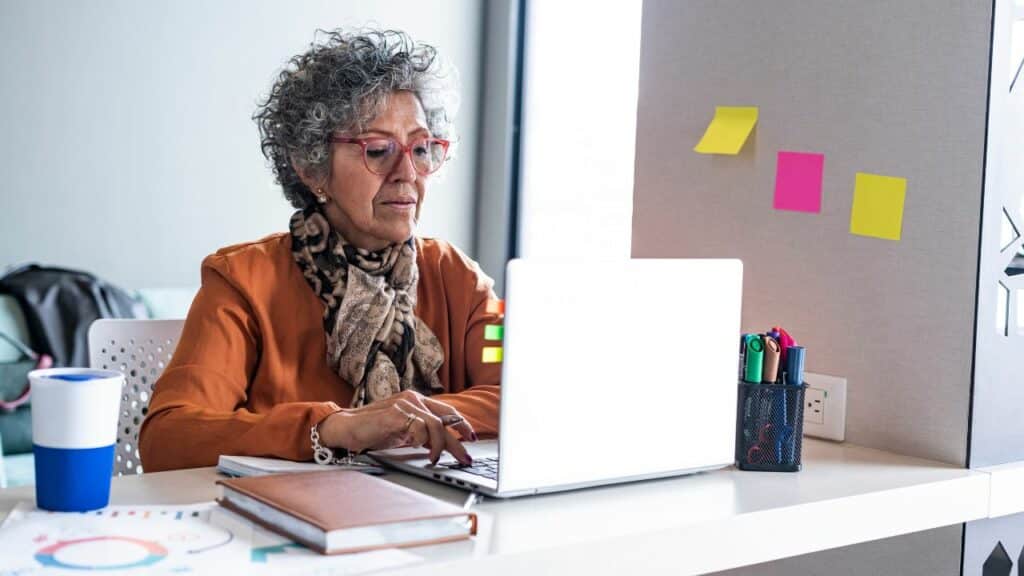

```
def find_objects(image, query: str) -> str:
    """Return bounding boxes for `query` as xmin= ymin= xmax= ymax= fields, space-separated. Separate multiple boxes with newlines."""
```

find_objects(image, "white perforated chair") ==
xmin=87 ymin=319 xmax=185 ymax=476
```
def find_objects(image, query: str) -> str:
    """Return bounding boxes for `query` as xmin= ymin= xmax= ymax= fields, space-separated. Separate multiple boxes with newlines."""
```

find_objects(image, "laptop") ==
xmin=371 ymin=258 xmax=743 ymax=498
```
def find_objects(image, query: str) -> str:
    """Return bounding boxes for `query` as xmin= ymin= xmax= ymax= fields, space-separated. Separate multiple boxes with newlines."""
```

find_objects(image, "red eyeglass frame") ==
xmin=329 ymin=136 xmax=451 ymax=175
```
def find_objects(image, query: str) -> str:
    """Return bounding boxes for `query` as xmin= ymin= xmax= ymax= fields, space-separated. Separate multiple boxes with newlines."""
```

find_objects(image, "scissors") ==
xmin=746 ymin=423 xmax=775 ymax=465
xmin=746 ymin=423 xmax=794 ymax=466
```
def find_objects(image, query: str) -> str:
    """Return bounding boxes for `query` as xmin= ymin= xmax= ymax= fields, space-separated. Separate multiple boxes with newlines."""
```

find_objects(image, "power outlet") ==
xmin=802 ymin=372 xmax=847 ymax=442
xmin=805 ymin=387 xmax=825 ymax=425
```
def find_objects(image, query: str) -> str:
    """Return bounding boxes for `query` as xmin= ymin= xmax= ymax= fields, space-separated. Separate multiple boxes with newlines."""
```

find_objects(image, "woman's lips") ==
xmin=381 ymin=200 xmax=416 ymax=212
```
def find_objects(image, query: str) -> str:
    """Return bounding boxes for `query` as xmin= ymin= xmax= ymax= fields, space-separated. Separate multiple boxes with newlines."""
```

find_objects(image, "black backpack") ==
xmin=0 ymin=264 xmax=147 ymax=368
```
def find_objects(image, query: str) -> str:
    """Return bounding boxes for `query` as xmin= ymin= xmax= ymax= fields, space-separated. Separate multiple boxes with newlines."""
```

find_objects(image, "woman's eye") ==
xmin=412 ymin=144 xmax=429 ymax=157
xmin=366 ymin=146 xmax=390 ymax=158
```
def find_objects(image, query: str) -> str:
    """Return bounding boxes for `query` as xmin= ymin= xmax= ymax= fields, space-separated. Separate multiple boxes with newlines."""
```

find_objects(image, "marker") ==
xmin=744 ymin=337 xmax=764 ymax=383
xmin=772 ymin=326 xmax=796 ymax=365
xmin=739 ymin=334 xmax=756 ymax=378
xmin=785 ymin=346 xmax=805 ymax=386
xmin=762 ymin=336 xmax=781 ymax=383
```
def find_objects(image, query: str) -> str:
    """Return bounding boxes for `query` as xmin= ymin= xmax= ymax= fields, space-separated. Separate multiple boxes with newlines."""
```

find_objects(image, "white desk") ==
xmin=0 ymin=439 xmax=992 ymax=575
xmin=977 ymin=460 xmax=1024 ymax=519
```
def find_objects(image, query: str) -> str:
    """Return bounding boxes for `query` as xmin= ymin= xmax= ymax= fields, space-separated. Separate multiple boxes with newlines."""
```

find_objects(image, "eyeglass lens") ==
xmin=364 ymin=139 xmax=446 ymax=175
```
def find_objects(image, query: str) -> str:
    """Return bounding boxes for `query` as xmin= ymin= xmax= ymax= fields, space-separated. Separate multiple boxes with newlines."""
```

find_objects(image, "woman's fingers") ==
xmin=364 ymin=391 xmax=478 ymax=442
xmin=441 ymin=427 xmax=473 ymax=466
xmin=422 ymin=397 xmax=478 ymax=442
xmin=388 ymin=406 xmax=419 ymax=447
xmin=402 ymin=403 xmax=446 ymax=465
xmin=395 ymin=401 xmax=472 ymax=466
xmin=342 ymin=392 xmax=477 ymax=462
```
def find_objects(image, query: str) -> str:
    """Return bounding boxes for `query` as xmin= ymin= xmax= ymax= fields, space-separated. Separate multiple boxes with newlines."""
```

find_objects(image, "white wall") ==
xmin=0 ymin=0 xmax=482 ymax=289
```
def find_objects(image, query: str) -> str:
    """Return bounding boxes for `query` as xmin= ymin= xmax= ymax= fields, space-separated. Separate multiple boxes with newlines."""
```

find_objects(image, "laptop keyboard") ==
xmin=446 ymin=456 xmax=499 ymax=480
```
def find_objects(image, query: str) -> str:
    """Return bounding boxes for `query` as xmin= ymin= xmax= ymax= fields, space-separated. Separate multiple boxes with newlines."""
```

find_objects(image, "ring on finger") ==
xmin=399 ymin=412 xmax=415 ymax=430
xmin=440 ymin=414 xmax=464 ymax=427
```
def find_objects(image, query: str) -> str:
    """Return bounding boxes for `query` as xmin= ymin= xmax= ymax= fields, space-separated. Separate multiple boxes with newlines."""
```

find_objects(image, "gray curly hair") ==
xmin=254 ymin=29 xmax=459 ymax=209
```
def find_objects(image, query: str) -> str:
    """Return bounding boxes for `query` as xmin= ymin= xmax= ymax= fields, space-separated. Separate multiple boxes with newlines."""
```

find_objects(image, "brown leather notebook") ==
xmin=216 ymin=470 xmax=478 ymax=555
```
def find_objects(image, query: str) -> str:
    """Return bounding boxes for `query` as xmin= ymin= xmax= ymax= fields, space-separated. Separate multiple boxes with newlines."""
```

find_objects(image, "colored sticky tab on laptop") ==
xmin=482 ymin=347 xmax=503 ymax=363
xmin=849 ymin=172 xmax=907 ymax=241
xmin=484 ymin=325 xmax=504 ymax=341
xmin=485 ymin=299 xmax=505 ymax=315
xmin=693 ymin=106 xmax=759 ymax=155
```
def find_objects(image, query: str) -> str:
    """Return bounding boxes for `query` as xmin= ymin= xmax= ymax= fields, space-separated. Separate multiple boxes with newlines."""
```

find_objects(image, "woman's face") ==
xmin=322 ymin=90 xmax=432 ymax=251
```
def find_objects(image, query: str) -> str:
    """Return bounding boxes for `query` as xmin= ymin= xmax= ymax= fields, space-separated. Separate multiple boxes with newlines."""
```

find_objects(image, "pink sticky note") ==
xmin=773 ymin=151 xmax=825 ymax=213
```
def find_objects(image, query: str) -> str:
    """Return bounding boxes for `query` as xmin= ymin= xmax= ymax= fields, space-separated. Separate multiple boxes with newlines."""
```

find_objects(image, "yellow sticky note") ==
xmin=482 ymin=347 xmax=503 ymax=363
xmin=694 ymin=106 xmax=759 ymax=155
xmin=850 ymin=172 xmax=907 ymax=241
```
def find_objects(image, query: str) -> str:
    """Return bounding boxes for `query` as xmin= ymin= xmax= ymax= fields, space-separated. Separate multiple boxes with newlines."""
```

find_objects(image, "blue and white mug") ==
xmin=29 ymin=368 xmax=124 ymax=511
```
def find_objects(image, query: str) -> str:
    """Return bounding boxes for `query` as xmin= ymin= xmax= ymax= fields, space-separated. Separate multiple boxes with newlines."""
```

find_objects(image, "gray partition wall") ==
xmin=634 ymin=0 xmax=990 ymax=465
xmin=632 ymin=1 xmax=1023 ymax=574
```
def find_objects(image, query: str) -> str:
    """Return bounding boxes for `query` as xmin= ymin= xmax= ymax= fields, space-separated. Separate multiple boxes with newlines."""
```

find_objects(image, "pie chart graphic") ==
xmin=35 ymin=536 xmax=168 ymax=570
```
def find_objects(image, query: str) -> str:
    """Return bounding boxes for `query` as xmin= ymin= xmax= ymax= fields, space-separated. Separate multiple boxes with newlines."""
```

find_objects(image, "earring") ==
xmin=315 ymin=188 xmax=327 ymax=204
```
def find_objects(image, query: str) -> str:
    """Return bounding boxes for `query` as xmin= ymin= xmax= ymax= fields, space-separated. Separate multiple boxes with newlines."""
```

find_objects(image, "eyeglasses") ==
xmin=330 ymin=136 xmax=450 ymax=176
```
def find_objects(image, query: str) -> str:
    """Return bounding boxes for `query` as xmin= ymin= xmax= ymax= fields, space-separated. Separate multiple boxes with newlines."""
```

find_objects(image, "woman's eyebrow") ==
xmin=359 ymin=127 xmax=430 ymax=138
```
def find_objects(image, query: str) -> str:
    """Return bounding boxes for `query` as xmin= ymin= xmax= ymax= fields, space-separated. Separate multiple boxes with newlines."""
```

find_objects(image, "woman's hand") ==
xmin=318 ymin=390 xmax=477 ymax=466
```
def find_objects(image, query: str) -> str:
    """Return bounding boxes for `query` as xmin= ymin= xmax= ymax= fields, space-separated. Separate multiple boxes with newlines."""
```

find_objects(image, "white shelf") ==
xmin=0 ymin=439 xmax=993 ymax=575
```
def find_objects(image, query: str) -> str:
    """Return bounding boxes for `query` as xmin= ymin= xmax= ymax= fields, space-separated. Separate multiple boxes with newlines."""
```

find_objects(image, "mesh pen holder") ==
xmin=735 ymin=381 xmax=807 ymax=472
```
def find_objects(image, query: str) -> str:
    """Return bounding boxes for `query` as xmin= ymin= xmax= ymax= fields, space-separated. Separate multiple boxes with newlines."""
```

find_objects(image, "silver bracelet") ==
xmin=310 ymin=424 xmax=354 ymax=466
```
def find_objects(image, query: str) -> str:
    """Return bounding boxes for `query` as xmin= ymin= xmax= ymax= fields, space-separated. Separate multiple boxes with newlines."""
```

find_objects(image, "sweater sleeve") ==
xmin=138 ymin=256 xmax=340 ymax=472
xmin=428 ymin=255 xmax=502 ymax=438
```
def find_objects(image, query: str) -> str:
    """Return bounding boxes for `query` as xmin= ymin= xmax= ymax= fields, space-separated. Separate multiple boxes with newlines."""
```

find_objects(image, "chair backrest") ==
xmin=87 ymin=319 xmax=185 ymax=476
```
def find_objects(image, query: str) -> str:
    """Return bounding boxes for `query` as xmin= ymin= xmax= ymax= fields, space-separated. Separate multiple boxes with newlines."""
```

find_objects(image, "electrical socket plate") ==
xmin=802 ymin=372 xmax=847 ymax=441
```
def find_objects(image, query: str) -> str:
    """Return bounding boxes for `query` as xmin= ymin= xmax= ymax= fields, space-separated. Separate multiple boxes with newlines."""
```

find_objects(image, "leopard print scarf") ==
xmin=289 ymin=205 xmax=444 ymax=407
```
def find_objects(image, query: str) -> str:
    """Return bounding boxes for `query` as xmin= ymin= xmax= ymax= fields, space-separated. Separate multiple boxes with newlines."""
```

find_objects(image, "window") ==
xmin=516 ymin=1 xmax=644 ymax=259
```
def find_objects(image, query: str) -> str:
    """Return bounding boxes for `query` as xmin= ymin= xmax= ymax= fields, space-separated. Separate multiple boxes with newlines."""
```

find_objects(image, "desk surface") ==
xmin=0 ymin=439 xmax=991 ymax=576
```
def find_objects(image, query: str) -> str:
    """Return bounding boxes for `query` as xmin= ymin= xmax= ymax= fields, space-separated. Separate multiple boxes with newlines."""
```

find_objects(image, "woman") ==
xmin=139 ymin=29 xmax=501 ymax=472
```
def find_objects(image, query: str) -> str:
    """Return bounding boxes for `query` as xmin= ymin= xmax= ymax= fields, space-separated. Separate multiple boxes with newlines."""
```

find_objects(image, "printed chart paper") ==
xmin=0 ymin=502 xmax=423 ymax=575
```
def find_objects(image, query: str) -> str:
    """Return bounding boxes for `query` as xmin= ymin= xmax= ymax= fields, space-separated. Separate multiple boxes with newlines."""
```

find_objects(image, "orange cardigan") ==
xmin=138 ymin=234 xmax=501 ymax=472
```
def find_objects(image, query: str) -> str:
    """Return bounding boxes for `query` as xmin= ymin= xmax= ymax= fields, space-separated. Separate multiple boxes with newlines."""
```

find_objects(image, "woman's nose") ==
xmin=389 ymin=151 xmax=418 ymax=182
